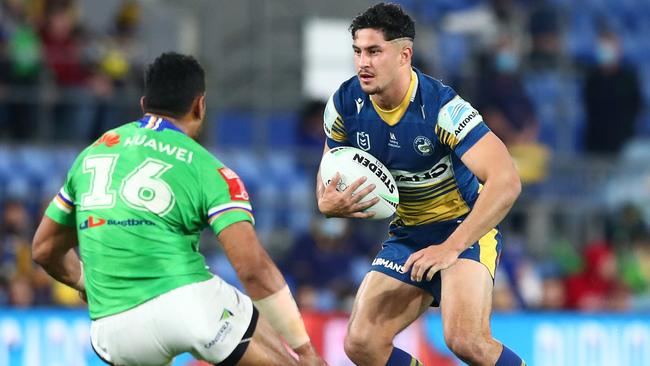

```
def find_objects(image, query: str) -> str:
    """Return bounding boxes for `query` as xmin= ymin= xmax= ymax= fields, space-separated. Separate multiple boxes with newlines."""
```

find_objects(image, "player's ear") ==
xmin=199 ymin=94 xmax=207 ymax=120
xmin=140 ymin=96 xmax=146 ymax=112
xmin=400 ymin=44 xmax=412 ymax=66
xmin=193 ymin=94 xmax=206 ymax=120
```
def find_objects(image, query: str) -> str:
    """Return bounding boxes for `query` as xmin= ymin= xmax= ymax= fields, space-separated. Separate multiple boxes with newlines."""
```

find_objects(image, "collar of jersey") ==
xmin=138 ymin=114 xmax=185 ymax=134
xmin=370 ymin=69 xmax=418 ymax=126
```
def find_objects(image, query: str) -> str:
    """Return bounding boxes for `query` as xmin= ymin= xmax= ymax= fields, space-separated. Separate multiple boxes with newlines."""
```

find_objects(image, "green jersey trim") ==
xmin=45 ymin=188 xmax=76 ymax=227
xmin=210 ymin=210 xmax=255 ymax=236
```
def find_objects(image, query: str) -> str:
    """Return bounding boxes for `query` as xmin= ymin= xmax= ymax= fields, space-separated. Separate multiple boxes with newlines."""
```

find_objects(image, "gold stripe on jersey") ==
xmin=435 ymin=125 xmax=459 ymax=149
xmin=396 ymin=186 xmax=470 ymax=225
xmin=330 ymin=116 xmax=347 ymax=142
xmin=479 ymin=228 xmax=499 ymax=278
xmin=371 ymin=70 xmax=418 ymax=126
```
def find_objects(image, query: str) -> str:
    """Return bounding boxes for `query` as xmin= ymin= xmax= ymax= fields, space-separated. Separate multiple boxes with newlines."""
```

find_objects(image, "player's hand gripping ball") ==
xmin=320 ymin=147 xmax=399 ymax=219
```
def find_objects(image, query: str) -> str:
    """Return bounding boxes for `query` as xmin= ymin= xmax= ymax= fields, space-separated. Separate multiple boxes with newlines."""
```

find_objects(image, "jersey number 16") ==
xmin=80 ymin=154 xmax=176 ymax=216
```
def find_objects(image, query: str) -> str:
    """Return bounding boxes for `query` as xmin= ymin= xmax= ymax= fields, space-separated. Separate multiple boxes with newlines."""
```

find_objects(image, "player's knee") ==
xmin=343 ymin=331 xmax=370 ymax=363
xmin=444 ymin=330 xmax=489 ymax=362
xmin=344 ymin=328 xmax=391 ymax=365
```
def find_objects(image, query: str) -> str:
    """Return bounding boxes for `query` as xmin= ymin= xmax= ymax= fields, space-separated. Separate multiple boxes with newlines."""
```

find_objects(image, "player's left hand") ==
xmin=403 ymin=243 xmax=461 ymax=282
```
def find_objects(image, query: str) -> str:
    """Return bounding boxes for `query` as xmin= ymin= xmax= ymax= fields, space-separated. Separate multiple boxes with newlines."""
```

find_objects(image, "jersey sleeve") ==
xmin=201 ymin=159 xmax=255 ymax=236
xmin=45 ymin=171 xmax=77 ymax=227
xmin=435 ymin=95 xmax=490 ymax=157
xmin=323 ymin=91 xmax=348 ymax=148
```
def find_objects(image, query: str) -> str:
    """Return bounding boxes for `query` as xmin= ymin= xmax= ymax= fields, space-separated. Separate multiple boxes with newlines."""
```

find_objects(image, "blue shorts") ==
xmin=370 ymin=218 xmax=503 ymax=307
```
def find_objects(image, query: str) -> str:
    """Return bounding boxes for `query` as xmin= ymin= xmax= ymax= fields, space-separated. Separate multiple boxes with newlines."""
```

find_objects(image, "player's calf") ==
xmin=444 ymin=331 xmax=497 ymax=365
xmin=443 ymin=332 xmax=525 ymax=366
xmin=344 ymin=331 xmax=423 ymax=366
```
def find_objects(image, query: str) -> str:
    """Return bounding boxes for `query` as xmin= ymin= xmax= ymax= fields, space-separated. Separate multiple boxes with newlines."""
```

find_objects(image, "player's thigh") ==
xmin=440 ymin=258 xmax=494 ymax=338
xmin=235 ymin=315 xmax=298 ymax=366
xmin=91 ymin=307 xmax=174 ymax=366
xmin=348 ymin=270 xmax=433 ymax=341
xmin=170 ymin=277 xmax=259 ymax=365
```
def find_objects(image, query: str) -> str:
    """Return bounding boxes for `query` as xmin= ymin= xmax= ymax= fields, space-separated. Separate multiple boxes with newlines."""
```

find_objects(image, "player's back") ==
xmin=53 ymin=116 xmax=225 ymax=319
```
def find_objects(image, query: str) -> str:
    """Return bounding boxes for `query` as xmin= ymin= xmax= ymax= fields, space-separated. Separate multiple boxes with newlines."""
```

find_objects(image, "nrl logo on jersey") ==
xmin=413 ymin=136 xmax=433 ymax=156
xmin=357 ymin=131 xmax=371 ymax=151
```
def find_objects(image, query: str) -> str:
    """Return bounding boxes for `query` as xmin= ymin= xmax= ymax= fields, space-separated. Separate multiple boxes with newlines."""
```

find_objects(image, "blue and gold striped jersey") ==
xmin=324 ymin=68 xmax=490 ymax=226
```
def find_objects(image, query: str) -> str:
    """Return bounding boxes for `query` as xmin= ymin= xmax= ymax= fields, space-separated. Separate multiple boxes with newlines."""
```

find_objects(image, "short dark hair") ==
xmin=349 ymin=3 xmax=415 ymax=41
xmin=143 ymin=52 xmax=205 ymax=118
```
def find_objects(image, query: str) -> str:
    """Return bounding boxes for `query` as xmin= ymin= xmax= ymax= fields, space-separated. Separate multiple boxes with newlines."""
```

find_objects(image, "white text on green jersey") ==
xmin=123 ymin=134 xmax=194 ymax=163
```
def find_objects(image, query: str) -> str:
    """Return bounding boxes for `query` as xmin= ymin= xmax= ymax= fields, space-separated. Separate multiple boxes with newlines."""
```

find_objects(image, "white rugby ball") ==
xmin=320 ymin=146 xmax=399 ymax=219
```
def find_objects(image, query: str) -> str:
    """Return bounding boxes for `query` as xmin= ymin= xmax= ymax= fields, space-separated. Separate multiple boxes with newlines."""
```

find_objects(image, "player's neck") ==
xmin=371 ymin=67 xmax=412 ymax=110
xmin=145 ymin=112 xmax=193 ymax=136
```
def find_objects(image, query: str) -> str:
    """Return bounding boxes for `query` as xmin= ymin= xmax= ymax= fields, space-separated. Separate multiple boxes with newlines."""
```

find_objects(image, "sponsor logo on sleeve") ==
xmin=453 ymin=110 xmax=478 ymax=136
xmin=441 ymin=97 xmax=482 ymax=139
xmin=218 ymin=167 xmax=250 ymax=201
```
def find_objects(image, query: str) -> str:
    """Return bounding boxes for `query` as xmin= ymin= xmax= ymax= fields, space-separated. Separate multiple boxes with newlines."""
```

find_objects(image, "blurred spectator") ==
xmin=0 ymin=0 xmax=42 ymax=141
xmin=630 ymin=233 xmax=650 ymax=309
xmin=475 ymin=32 xmax=550 ymax=183
xmin=540 ymin=273 xmax=566 ymax=310
xmin=526 ymin=3 xmax=563 ymax=71
xmin=477 ymin=33 xmax=539 ymax=146
xmin=296 ymin=99 xmax=326 ymax=175
xmin=282 ymin=217 xmax=368 ymax=311
xmin=492 ymin=268 xmax=518 ymax=311
xmin=607 ymin=203 xmax=647 ymax=247
xmin=565 ymin=242 xmax=630 ymax=311
xmin=295 ymin=284 xmax=320 ymax=311
xmin=1 ymin=198 xmax=55 ymax=306
xmin=87 ymin=0 xmax=143 ymax=136
xmin=39 ymin=0 xmax=96 ymax=141
xmin=0 ymin=199 xmax=33 ymax=279
xmin=498 ymin=213 xmax=543 ymax=309
xmin=8 ymin=275 xmax=34 ymax=307
xmin=583 ymin=30 xmax=642 ymax=155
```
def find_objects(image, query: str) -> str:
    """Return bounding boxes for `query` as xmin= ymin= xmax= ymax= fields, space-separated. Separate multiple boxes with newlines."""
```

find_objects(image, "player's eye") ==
xmin=353 ymin=48 xmax=361 ymax=55
xmin=370 ymin=49 xmax=381 ymax=55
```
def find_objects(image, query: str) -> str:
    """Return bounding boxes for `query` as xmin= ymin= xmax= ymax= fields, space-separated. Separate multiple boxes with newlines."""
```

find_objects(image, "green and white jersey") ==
xmin=45 ymin=115 xmax=254 ymax=319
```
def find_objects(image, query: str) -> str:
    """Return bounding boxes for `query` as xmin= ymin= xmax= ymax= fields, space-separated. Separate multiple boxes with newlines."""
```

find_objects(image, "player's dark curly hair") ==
xmin=143 ymin=52 xmax=205 ymax=118
xmin=349 ymin=2 xmax=415 ymax=41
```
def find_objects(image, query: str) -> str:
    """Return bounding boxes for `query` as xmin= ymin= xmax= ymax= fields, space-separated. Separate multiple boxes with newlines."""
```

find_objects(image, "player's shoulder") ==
xmin=433 ymin=92 xmax=484 ymax=141
xmin=414 ymin=68 xmax=457 ymax=109
xmin=186 ymin=140 xmax=224 ymax=168
xmin=329 ymin=75 xmax=366 ymax=116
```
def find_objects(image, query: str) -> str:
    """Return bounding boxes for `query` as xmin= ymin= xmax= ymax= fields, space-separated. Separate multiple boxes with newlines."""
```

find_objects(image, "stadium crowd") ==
xmin=1 ymin=0 xmax=650 ymax=314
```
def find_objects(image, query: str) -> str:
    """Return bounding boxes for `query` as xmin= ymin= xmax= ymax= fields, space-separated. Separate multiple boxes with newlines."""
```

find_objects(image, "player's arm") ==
xmin=218 ymin=221 xmax=319 ymax=358
xmin=205 ymin=163 xmax=319 ymax=357
xmin=32 ymin=216 xmax=84 ymax=291
xmin=405 ymin=132 xmax=520 ymax=281
xmin=446 ymin=131 xmax=521 ymax=252
xmin=405 ymin=95 xmax=521 ymax=281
